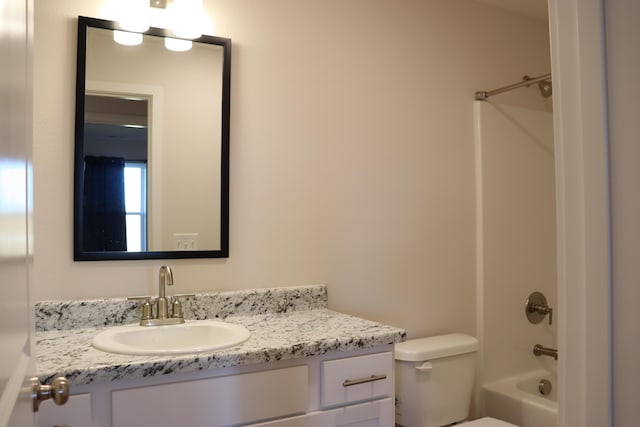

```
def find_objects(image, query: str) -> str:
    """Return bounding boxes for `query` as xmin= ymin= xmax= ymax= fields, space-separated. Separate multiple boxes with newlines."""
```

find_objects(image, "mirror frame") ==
xmin=74 ymin=16 xmax=230 ymax=261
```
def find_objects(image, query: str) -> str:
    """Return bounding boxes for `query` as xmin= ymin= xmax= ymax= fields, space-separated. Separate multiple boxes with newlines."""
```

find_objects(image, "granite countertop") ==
xmin=35 ymin=285 xmax=406 ymax=386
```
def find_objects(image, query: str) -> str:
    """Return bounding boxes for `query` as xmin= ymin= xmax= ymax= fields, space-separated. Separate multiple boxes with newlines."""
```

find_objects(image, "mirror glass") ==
xmin=74 ymin=16 xmax=230 ymax=260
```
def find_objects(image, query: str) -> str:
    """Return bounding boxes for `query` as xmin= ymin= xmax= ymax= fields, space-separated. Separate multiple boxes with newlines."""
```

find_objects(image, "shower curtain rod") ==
xmin=475 ymin=73 xmax=552 ymax=101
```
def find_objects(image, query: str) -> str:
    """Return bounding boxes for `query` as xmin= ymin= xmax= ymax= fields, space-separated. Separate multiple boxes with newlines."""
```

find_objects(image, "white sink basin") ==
xmin=91 ymin=320 xmax=251 ymax=356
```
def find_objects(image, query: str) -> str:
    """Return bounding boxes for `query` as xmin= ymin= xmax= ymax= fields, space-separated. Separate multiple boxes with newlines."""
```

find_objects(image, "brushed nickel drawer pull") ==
xmin=342 ymin=374 xmax=387 ymax=387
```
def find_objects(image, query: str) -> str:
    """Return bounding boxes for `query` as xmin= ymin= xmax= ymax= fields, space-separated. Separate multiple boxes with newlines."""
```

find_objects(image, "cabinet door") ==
xmin=249 ymin=398 xmax=393 ymax=427
xmin=37 ymin=394 xmax=92 ymax=427
xmin=112 ymin=365 xmax=308 ymax=427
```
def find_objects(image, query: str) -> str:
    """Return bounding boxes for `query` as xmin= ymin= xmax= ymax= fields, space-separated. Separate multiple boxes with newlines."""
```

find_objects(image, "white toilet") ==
xmin=394 ymin=334 xmax=518 ymax=427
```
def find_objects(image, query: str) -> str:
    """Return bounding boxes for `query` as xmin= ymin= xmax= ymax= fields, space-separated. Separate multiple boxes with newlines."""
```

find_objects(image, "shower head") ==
xmin=538 ymin=80 xmax=552 ymax=98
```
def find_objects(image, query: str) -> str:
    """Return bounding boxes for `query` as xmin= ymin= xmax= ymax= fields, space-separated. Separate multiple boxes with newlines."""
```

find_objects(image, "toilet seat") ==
xmin=463 ymin=417 xmax=519 ymax=427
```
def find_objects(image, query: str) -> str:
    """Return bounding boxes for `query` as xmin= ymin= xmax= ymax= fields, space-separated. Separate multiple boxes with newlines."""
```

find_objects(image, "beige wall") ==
xmin=32 ymin=0 xmax=550 ymax=338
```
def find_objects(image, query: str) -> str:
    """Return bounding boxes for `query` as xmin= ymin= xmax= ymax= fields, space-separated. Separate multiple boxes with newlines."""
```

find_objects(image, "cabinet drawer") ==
xmin=321 ymin=352 xmax=393 ymax=407
xmin=111 ymin=365 xmax=308 ymax=427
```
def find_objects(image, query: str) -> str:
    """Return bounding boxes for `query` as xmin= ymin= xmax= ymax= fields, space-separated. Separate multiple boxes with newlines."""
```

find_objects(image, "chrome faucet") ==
xmin=128 ymin=266 xmax=194 ymax=326
xmin=157 ymin=265 xmax=174 ymax=320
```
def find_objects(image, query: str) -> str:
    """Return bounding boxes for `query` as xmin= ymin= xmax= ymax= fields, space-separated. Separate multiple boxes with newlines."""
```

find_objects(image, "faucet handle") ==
xmin=173 ymin=293 xmax=196 ymax=299
xmin=128 ymin=296 xmax=153 ymax=321
xmin=170 ymin=294 xmax=195 ymax=319
xmin=171 ymin=298 xmax=183 ymax=319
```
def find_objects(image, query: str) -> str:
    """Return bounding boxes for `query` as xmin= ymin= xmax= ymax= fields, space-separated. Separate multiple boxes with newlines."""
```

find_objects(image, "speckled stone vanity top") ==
xmin=35 ymin=285 xmax=406 ymax=386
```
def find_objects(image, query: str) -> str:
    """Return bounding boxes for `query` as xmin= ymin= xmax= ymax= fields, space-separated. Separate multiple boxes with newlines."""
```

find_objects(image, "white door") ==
xmin=0 ymin=0 xmax=36 ymax=425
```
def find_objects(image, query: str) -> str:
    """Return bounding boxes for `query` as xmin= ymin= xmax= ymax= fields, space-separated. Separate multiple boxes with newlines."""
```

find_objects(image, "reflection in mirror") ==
xmin=83 ymin=95 xmax=148 ymax=252
xmin=74 ymin=17 xmax=230 ymax=261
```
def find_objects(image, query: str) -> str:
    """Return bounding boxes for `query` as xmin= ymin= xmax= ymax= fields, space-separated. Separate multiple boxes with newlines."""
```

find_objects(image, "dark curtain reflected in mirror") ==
xmin=82 ymin=156 xmax=127 ymax=251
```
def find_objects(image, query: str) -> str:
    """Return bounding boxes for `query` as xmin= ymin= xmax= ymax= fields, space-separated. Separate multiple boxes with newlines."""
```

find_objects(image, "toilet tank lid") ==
xmin=394 ymin=333 xmax=479 ymax=361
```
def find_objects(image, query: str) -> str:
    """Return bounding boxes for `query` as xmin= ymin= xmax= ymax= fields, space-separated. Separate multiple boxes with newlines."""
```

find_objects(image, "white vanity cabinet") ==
xmin=60 ymin=346 xmax=395 ymax=427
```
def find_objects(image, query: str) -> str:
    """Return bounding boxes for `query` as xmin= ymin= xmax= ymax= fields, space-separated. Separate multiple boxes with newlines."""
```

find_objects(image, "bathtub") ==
xmin=483 ymin=370 xmax=558 ymax=427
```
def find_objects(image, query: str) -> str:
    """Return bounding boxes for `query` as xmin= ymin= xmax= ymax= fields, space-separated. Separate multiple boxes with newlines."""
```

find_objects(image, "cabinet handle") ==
xmin=342 ymin=374 xmax=387 ymax=387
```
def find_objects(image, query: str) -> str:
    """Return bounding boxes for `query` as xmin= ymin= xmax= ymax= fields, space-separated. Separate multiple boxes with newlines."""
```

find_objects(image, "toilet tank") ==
xmin=395 ymin=334 xmax=479 ymax=427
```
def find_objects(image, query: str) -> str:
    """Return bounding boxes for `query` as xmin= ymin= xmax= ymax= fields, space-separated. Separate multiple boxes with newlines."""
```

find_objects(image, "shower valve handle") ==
xmin=525 ymin=292 xmax=553 ymax=325
xmin=528 ymin=303 xmax=552 ymax=325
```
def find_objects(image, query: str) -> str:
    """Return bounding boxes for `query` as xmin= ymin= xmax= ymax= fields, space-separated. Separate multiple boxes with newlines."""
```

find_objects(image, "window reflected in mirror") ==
xmin=82 ymin=95 xmax=148 ymax=252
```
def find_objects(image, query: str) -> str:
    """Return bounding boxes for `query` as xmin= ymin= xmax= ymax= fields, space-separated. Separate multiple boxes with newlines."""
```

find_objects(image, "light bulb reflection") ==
xmin=164 ymin=37 xmax=192 ymax=52
xmin=118 ymin=0 xmax=150 ymax=32
xmin=113 ymin=30 xmax=143 ymax=46
xmin=170 ymin=0 xmax=203 ymax=39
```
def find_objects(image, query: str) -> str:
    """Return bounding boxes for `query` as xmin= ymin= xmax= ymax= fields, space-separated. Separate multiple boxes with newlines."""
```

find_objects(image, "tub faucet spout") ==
xmin=533 ymin=344 xmax=558 ymax=360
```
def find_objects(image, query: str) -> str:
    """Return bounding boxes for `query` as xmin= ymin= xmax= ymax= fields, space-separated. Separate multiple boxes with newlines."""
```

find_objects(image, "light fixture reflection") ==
xmin=164 ymin=37 xmax=192 ymax=52
xmin=118 ymin=0 xmax=150 ymax=32
xmin=170 ymin=0 xmax=203 ymax=39
xmin=0 ymin=161 xmax=27 ymax=214
xmin=113 ymin=30 xmax=143 ymax=46
xmin=122 ymin=124 xmax=147 ymax=129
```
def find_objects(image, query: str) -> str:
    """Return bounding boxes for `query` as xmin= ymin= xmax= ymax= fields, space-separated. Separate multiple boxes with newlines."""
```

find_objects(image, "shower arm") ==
xmin=475 ymin=73 xmax=552 ymax=101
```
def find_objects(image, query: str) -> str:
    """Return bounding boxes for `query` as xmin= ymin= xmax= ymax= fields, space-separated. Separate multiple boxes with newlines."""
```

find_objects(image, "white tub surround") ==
xmin=483 ymin=369 xmax=558 ymax=427
xmin=34 ymin=285 xmax=406 ymax=386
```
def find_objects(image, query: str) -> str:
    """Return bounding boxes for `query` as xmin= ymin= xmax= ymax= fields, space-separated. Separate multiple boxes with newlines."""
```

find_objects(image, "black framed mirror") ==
xmin=74 ymin=16 xmax=230 ymax=261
